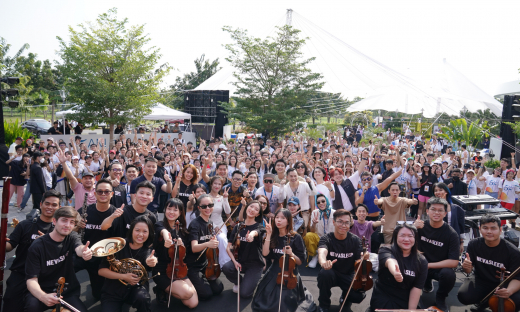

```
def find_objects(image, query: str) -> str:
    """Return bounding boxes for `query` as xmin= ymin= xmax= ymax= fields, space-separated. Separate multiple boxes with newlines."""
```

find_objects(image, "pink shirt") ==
xmin=72 ymin=183 xmax=96 ymax=210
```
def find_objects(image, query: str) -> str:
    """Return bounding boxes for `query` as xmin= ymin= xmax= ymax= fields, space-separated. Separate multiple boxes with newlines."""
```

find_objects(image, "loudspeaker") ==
xmin=500 ymin=95 xmax=517 ymax=159
xmin=503 ymin=226 xmax=519 ymax=247
xmin=184 ymin=90 xmax=229 ymax=125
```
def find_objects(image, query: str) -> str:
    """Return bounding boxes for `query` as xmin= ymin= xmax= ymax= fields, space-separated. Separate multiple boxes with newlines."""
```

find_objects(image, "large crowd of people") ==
xmin=4 ymin=124 xmax=520 ymax=312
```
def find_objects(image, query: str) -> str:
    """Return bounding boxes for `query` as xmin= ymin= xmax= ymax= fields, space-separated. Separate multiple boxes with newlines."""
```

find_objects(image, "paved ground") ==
xmin=0 ymin=183 xmax=494 ymax=311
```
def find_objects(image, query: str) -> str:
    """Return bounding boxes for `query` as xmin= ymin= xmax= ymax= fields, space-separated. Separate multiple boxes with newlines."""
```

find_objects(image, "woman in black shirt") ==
xmin=369 ymin=223 xmax=428 ymax=310
xmin=172 ymin=164 xmax=199 ymax=211
xmin=251 ymin=208 xmax=316 ymax=312
xmin=153 ymin=198 xmax=198 ymax=308
xmin=223 ymin=200 xmax=265 ymax=298
xmin=98 ymin=215 xmax=158 ymax=312
xmin=418 ymin=163 xmax=437 ymax=216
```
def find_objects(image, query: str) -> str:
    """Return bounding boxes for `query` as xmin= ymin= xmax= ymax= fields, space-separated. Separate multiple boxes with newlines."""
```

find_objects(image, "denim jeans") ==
xmin=20 ymin=182 xmax=31 ymax=209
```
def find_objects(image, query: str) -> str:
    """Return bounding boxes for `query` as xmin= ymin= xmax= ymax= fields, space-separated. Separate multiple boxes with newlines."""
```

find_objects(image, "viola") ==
xmin=352 ymin=236 xmax=373 ymax=291
xmin=276 ymin=234 xmax=297 ymax=290
xmin=231 ymin=222 xmax=246 ymax=260
xmin=489 ymin=266 xmax=516 ymax=312
xmin=52 ymin=277 xmax=71 ymax=312
xmin=166 ymin=220 xmax=188 ymax=280
xmin=205 ymin=223 xmax=221 ymax=280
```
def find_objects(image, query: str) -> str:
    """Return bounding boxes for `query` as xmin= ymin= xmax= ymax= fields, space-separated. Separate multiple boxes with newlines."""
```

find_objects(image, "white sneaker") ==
xmin=308 ymin=255 xmax=319 ymax=268
xmin=233 ymin=284 xmax=239 ymax=293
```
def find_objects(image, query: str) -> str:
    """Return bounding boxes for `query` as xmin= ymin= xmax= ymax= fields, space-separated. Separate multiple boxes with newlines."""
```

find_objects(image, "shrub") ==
xmin=4 ymin=119 xmax=33 ymax=146
xmin=484 ymin=159 xmax=500 ymax=169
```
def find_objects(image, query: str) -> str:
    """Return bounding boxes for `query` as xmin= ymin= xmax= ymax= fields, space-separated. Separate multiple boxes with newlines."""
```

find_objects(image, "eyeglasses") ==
xmin=96 ymin=190 xmax=113 ymax=195
xmin=335 ymin=220 xmax=351 ymax=227
xmin=264 ymin=180 xmax=273 ymax=184
xmin=199 ymin=203 xmax=215 ymax=209
xmin=232 ymin=178 xmax=242 ymax=182
xmin=317 ymin=200 xmax=326 ymax=204
xmin=259 ymin=202 xmax=268 ymax=206
xmin=111 ymin=168 xmax=122 ymax=172
xmin=429 ymin=208 xmax=445 ymax=214
xmin=361 ymin=177 xmax=372 ymax=182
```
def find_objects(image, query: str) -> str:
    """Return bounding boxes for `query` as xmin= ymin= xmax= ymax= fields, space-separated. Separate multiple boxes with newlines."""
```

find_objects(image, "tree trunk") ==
xmin=51 ymin=101 xmax=55 ymax=123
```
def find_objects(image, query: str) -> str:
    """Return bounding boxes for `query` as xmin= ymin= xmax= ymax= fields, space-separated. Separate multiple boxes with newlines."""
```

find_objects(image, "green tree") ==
xmin=161 ymin=54 xmax=220 ymax=109
xmin=0 ymin=37 xmax=29 ymax=76
xmin=222 ymin=25 xmax=324 ymax=138
xmin=438 ymin=118 xmax=484 ymax=151
xmin=56 ymin=8 xmax=170 ymax=143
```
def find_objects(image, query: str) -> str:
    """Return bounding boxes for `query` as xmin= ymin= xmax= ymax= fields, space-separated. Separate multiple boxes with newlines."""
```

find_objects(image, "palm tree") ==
xmin=0 ymin=37 xmax=29 ymax=76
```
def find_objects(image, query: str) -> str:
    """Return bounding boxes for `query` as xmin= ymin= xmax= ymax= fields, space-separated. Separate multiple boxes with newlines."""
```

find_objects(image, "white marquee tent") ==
xmin=57 ymin=103 xmax=191 ymax=120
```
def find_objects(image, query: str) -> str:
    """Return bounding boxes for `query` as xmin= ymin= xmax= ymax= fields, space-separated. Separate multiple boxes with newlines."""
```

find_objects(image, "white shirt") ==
xmin=256 ymin=186 xmax=285 ymax=213
xmin=284 ymin=181 xmax=317 ymax=212
xmin=310 ymin=208 xmax=336 ymax=237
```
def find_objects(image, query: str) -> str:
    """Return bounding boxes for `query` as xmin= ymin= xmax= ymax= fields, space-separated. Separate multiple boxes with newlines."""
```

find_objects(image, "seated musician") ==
xmin=369 ymin=223 xmax=428 ymax=310
xmin=74 ymin=178 xmax=117 ymax=300
xmin=414 ymin=197 xmax=460 ymax=312
xmin=316 ymin=209 xmax=368 ymax=312
xmin=458 ymin=214 xmax=520 ymax=311
xmin=98 ymin=215 xmax=158 ymax=312
xmin=4 ymin=190 xmax=60 ymax=311
xmin=184 ymin=194 xmax=224 ymax=301
xmin=222 ymin=200 xmax=266 ymax=298
xmin=25 ymin=206 xmax=92 ymax=312
xmin=153 ymin=198 xmax=198 ymax=308
xmin=251 ymin=208 xmax=316 ymax=312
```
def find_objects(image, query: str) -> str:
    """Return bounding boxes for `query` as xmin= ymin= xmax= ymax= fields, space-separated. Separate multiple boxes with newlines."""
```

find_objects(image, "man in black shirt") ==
xmin=317 ymin=209 xmax=367 ymax=312
xmin=107 ymin=161 xmax=126 ymax=209
xmin=129 ymin=157 xmax=172 ymax=214
xmin=74 ymin=178 xmax=116 ymax=300
xmin=458 ymin=214 xmax=520 ymax=311
xmin=101 ymin=180 xmax=157 ymax=238
xmin=47 ymin=121 xmax=62 ymax=135
xmin=3 ymin=190 xmax=60 ymax=311
xmin=74 ymin=122 xmax=83 ymax=134
xmin=30 ymin=152 xmax=46 ymax=211
xmin=414 ymin=197 xmax=459 ymax=312
xmin=444 ymin=168 xmax=468 ymax=196
xmin=25 ymin=206 xmax=93 ymax=312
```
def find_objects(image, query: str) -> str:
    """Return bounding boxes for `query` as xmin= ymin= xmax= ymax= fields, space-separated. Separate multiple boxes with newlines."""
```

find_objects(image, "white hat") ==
xmin=219 ymin=144 xmax=227 ymax=150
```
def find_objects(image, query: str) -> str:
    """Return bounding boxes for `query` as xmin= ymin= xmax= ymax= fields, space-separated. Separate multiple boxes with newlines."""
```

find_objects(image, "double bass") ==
xmin=205 ymin=223 xmax=221 ymax=280
xmin=352 ymin=236 xmax=373 ymax=291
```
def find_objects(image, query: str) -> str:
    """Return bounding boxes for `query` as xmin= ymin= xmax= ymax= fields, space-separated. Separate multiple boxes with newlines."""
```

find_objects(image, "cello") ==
xmin=205 ymin=223 xmax=221 ymax=280
xmin=488 ymin=266 xmax=516 ymax=312
xmin=352 ymin=236 xmax=373 ymax=291
xmin=166 ymin=220 xmax=188 ymax=307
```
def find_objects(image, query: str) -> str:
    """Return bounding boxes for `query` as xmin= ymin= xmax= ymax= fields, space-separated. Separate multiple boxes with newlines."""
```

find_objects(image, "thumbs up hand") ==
xmin=380 ymin=215 xmax=386 ymax=225
xmin=414 ymin=214 xmax=424 ymax=229
xmin=81 ymin=241 xmax=92 ymax=261
xmin=374 ymin=195 xmax=381 ymax=206
xmin=393 ymin=264 xmax=403 ymax=282
xmin=164 ymin=232 xmax=173 ymax=248
xmin=463 ymin=252 xmax=473 ymax=272
xmin=322 ymin=259 xmax=337 ymax=270
xmin=146 ymin=250 xmax=157 ymax=267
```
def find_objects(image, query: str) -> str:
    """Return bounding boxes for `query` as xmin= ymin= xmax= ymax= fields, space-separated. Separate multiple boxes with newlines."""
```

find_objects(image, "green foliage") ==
xmin=303 ymin=128 xmax=322 ymax=141
xmin=4 ymin=119 xmax=32 ymax=146
xmin=484 ymin=159 xmax=501 ymax=169
xmin=391 ymin=127 xmax=402 ymax=134
xmin=505 ymin=121 xmax=520 ymax=136
xmin=56 ymin=8 xmax=170 ymax=142
xmin=0 ymin=37 xmax=29 ymax=76
xmin=437 ymin=118 xmax=484 ymax=151
xmin=222 ymin=25 xmax=324 ymax=138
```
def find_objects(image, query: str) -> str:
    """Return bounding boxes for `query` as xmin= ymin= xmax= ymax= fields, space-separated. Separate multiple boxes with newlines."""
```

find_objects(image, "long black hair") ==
xmin=240 ymin=200 xmax=264 ymax=224
xmin=269 ymin=208 xmax=297 ymax=249
xmin=390 ymin=223 xmax=423 ymax=274
xmin=162 ymin=198 xmax=188 ymax=234
xmin=127 ymin=215 xmax=155 ymax=248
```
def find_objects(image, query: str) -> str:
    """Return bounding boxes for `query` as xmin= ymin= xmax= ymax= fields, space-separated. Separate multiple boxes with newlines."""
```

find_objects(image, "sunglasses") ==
xmin=199 ymin=203 xmax=215 ymax=209
xmin=295 ymin=166 xmax=305 ymax=169
xmin=96 ymin=190 xmax=113 ymax=195
xmin=263 ymin=180 xmax=274 ymax=184
xmin=317 ymin=200 xmax=326 ymax=204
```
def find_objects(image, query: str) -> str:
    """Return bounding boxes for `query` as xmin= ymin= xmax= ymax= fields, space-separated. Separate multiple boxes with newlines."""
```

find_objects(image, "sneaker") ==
xmin=470 ymin=304 xmax=486 ymax=312
xmin=423 ymin=279 xmax=434 ymax=293
xmin=308 ymin=255 xmax=319 ymax=268
xmin=12 ymin=204 xmax=18 ymax=208
xmin=233 ymin=284 xmax=239 ymax=293
xmin=17 ymin=207 xmax=25 ymax=213
xmin=436 ymin=294 xmax=449 ymax=312
xmin=318 ymin=307 xmax=329 ymax=312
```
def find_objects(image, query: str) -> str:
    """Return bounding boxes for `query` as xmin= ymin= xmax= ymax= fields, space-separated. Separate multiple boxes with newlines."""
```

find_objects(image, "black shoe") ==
xmin=318 ymin=307 xmax=329 ymax=312
xmin=435 ymin=294 xmax=449 ymax=312
xmin=423 ymin=279 xmax=434 ymax=293
xmin=470 ymin=304 xmax=487 ymax=312
xmin=339 ymin=291 xmax=346 ymax=305
xmin=153 ymin=286 xmax=168 ymax=305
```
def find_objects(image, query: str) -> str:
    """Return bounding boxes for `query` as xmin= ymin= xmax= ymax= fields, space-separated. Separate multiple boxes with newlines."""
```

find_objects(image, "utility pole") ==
xmin=286 ymin=9 xmax=293 ymax=26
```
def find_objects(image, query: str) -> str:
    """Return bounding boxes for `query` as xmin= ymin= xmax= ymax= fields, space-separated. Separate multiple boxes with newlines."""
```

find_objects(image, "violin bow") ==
xmin=339 ymin=249 xmax=369 ymax=312
xmin=278 ymin=235 xmax=290 ymax=312
xmin=237 ymin=267 xmax=241 ymax=312
xmin=167 ymin=228 xmax=179 ymax=308
xmin=196 ymin=205 xmax=241 ymax=261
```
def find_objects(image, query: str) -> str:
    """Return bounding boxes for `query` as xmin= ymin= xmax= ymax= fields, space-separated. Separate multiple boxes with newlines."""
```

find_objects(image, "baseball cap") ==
xmin=467 ymin=169 xmax=475 ymax=174
xmin=15 ymin=136 xmax=22 ymax=140
xmin=219 ymin=144 xmax=227 ymax=150
xmin=288 ymin=196 xmax=300 ymax=205
xmin=109 ymin=150 xmax=116 ymax=154
xmin=82 ymin=171 xmax=95 ymax=178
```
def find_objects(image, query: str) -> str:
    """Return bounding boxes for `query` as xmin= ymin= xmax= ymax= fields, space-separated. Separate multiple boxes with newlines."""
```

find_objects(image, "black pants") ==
xmin=458 ymin=277 xmax=520 ymax=310
xmin=74 ymin=256 xmax=105 ymax=300
xmin=25 ymin=287 xmax=87 ymax=312
xmin=31 ymin=192 xmax=43 ymax=210
xmin=222 ymin=261 xmax=263 ymax=298
xmin=187 ymin=269 xmax=224 ymax=301
xmin=3 ymin=270 xmax=27 ymax=311
xmin=317 ymin=268 xmax=365 ymax=309
xmin=101 ymin=285 xmax=151 ymax=312
xmin=426 ymin=268 xmax=456 ymax=298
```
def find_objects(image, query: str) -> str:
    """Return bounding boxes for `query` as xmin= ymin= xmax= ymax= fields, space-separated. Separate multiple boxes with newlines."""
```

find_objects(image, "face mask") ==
xmin=452 ymin=176 xmax=460 ymax=182
xmin=160 ymin=161 xmax=165 ymax=167
xmin=40 ymin=158 xmax=45 ymax=164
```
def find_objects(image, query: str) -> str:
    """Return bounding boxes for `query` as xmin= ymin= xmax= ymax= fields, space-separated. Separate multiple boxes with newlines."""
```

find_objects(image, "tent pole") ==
xmin=190 ymin=117 xmax=192 ymax=132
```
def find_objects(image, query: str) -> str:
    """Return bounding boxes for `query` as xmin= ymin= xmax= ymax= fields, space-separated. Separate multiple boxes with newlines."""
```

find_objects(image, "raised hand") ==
xmin=393 ymin=264 xmax=403 ymax=282
xmin=165 ymin=232 xmax=173 ymax=248
xmin=322 ymin=259 xmax=337 ymax=270
xmin=163 ymin=173 xmax=171 ymax=183
xmin=246 ymin=230 xmax=256 ymax=243
xmin=222 ymin=187 xmax=229 ymax=198
xmin=189 ymin=191 xmax=196 ymax=203
xmin=265 ymin=218 xmax=272 ymax=236
xmin=207 ymin=236 xmax=219 ymax=249
xmin=463 ymin=252 xmax=473 ymax=272
xmin=112 ymin=205 xmax=124 ymax=219
xmin=414 ymin=215 xmax=424 ymax=229
xmin=146 ymin=250 xmax=157 ymax=267
xmin=82 ymin=241 xmax=92 ymax=260
xmin=374 ymin=195 xmax=380 ymax=206
xmin=240 ymin=197 xmax=247 ymax=206
xmin=380 ymin=215 xmax=386 ymax=225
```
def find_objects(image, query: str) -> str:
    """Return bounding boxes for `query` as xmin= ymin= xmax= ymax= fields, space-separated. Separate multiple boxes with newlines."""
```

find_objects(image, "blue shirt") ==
xmin=359 ymin=186 xmax=381 ymax=214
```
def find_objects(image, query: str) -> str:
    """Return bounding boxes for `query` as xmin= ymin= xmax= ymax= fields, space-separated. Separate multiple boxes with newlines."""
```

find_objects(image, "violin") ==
xmin=276 ymin=234 xmax=297 ymax=290
xmin=51 ymin=277 xmax=70 ymax=312
xmin=352 ymin=236 xmax=373 ymax=291
xmin=489 ymin=266 xmax=516 ymax=312
xmin=205 ymin=223 xmax=221 ymax=280
xmin=231 ymin=222 xmax=246 ymax=260
xmin=166 ymin=220 xmax=188 ymax=280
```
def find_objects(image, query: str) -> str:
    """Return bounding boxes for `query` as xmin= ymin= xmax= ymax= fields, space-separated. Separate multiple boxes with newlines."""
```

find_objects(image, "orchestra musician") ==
xmin=222 ymin=200 xmax=266 ymax=298
xmin=316 ymin=209 xmax=368 ymax=312
xmin=3 ymin=190 xmax=60 ymax=311
xmin=25 ymin=206 xmax=93 ymax=312
xmin=413 ymin=197 xmax=460 ymax=312
xmin=251 ymin=208 xmax=316 ymax=312
xmin=458 ymin=214 xmax=520 ymax=311
xmin=98 ymin=215 xmax=158 ymax=312
xmin=153 ymin=198 xmax=198 ymax=308
xmin=74 ymin=178 xmax=117 ymax=300
xmin=184 ymin=194 xmax=224 ymax=301
xmin=368 ymin=223 xmax=428 ymax=310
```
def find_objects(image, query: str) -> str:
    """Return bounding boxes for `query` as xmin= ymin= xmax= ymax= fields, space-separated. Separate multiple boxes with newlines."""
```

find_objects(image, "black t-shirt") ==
xmin=153 ymin=221 xmax=188 ymax=273
xmin=130 ymin=175 xmax=166 ymax=212
xmin=8 ymin=218 xmax=54 ymax=274
xmin=185 ymin=216 xmax=213 ymax=270
xmin=229 ymin=222 xmax=266 ymax=266
xmin=417 ymin=222 xmax=459 ymax=264
xmin=74 ymin=125 xmax=83 ymax=134
xmin=111 ymin=205 xmax=157 ymax=239
xmin=318 ymin=232 xmax=362 ymax=276
xmin=48 ymin=127 xmax=58 ymax=135
xmin=177 ymin=181 xmax=194 ymax=209
xmin=100 ymin=242 xmax=153 ymax=295
xmin=81 ymin=204 xmax=117 ymax=245
xmin=419 ymin=173 xmax=436 ymax=197
xmin=372 ymin=247 xmax=428 ymax=307
xmin=110 ymin=184 xmax=127 ymax=209
xmin=268 ymin=234 xmax=306 ymax=272
xmin=25 ymin=232 xmax=82 ymax=295
xmin=415 ymin=143 xmax=424 ymax=154
xmin=467 ymin=237 xmax=520 ymax=284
